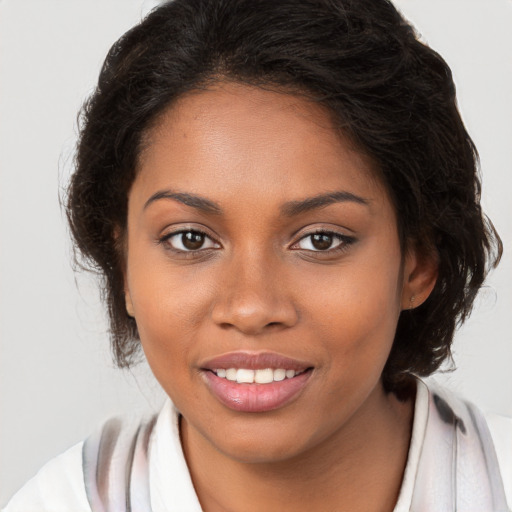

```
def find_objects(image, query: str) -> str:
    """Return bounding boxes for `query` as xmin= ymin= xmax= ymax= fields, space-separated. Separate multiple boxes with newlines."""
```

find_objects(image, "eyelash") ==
xmin=158 ymin=228 xmax=355 ymax=257
xmin=158 ymin=229 xmax=220 ymax=258
xmin=291 ymin=230 xmax=355 ymax=255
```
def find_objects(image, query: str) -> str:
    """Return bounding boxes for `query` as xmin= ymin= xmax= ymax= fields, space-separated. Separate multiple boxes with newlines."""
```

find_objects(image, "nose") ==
xmin=211 ymin=251 xmax=299 ymax=336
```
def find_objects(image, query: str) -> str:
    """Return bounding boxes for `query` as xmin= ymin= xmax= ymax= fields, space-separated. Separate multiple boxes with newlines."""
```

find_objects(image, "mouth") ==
xmin=211 ymin=367 xmax=308 ymax=383
xmin=200 ymin=352 xmax=314 ymax=413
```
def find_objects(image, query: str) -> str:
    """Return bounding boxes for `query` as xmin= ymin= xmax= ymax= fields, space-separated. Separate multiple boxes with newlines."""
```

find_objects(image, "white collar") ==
xmin=147 ymin=379 xmax=507 ymax=511
xmin=147 ymin=381 xmax=431 ymax=512
xmin=149 ymin=400 xmax=202 ymax=512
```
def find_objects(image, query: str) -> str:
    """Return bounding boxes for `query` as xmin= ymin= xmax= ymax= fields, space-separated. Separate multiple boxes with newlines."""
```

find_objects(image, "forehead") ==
xmin=135 ymin=82 xmax=388 ymax=214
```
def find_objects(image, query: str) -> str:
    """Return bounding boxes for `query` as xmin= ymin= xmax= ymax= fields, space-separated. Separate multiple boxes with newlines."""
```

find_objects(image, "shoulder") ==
xmin=486 ymin=411 xmax=512 ymax=507
xmin=3 ymin=441 xmax=91 ymax=512
xmin=3 ymin=409 xmax=165 ymax=512
xmin=430 ymin=382 xmax=512 ymax=475
xmin=3 ymin=412 xmax=157 ymax=512
xmin=422 ymin=379 xmax=512 ymax=509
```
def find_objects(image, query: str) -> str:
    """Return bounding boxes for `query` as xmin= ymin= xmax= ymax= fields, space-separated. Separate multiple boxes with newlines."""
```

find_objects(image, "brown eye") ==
xmin=294 ymin=231 xmax=354 ymax=253
xmin=311 ymin=233 xmax=334 ymax=250
xmin=162 ymin=230 xmax=219 ymax=252
xmin=298 ymin=232 xmax=339 ymax=251
xmin=182 ymin=231 xmax=205 ymax=250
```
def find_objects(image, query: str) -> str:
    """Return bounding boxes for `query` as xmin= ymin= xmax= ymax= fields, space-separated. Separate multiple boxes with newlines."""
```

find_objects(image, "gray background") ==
xmin=1 ymin=0 xmax=511 ymax=505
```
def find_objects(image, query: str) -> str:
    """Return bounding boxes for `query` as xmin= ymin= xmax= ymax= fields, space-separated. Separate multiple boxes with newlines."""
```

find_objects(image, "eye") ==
xmin=294 ymin=231 xmax=353 ymax=252
xmin=160 ymin=229 xmax=219 ymax=252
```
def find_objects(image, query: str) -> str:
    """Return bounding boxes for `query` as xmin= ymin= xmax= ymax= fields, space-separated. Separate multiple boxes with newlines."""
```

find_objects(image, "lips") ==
xmin=200 ymin=351 xmax=313 ymax=413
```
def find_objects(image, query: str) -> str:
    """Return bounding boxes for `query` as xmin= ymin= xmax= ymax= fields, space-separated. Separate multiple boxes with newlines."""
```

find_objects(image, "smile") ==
xmin=200 ymin=352 xmax=313 ymax=413
xmin=213 ymin=368 xmax=306 ymax=383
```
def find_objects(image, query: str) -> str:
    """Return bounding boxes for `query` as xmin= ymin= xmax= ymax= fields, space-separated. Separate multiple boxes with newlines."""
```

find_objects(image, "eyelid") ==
xmin=290 ymin=227 xmax=356 ymax=253
xmin=158 ymin=225 xmax=222 ymax=253
xmin=157 ymin=224 xmax=355 ymax=256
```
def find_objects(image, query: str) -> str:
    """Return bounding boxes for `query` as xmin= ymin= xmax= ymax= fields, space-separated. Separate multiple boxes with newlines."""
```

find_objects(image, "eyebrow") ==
xmin=143 ymin=189 xmax=369 ymax=216
xmin=144 ymin=190 xmax=222 ymax=215
xmin=280 ymin=191 xmax=370 ymax=216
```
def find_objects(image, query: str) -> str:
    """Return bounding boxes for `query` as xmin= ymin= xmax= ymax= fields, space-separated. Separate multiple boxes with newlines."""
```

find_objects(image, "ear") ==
xmin=400 ymin=244 xmax=439 ymax=311
xmin=125 ymin=290 xmax=135 ymax=317
xmin=114 ymin=224 xmax=134 ymax=318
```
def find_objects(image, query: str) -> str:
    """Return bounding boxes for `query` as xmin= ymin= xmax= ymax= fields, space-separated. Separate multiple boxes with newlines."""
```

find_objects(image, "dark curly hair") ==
xmin=67 ymin=0 xmax=502 ymax=394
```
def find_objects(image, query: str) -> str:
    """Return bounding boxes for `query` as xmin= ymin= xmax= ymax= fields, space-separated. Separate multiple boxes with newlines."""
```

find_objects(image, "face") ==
xmin=124 ymin=83 xmax=423 ymax=463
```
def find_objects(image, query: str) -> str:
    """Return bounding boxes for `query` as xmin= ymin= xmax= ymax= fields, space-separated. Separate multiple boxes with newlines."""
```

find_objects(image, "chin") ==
xmin=216 ymin=436 xmax=309 ymax=465
xmin=198 ymin=412 xmax=324 ymax=465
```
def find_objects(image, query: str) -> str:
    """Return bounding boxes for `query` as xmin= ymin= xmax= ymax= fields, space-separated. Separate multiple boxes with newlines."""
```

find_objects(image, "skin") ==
xmin=124 ymin=82 xmax=438 ymax=511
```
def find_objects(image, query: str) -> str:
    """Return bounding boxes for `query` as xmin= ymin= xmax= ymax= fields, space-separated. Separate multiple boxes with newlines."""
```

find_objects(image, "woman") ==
xmin=5 ymin=0 xmax=510 ymax=510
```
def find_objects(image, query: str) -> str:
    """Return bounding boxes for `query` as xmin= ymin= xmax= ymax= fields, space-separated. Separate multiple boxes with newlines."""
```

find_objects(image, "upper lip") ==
xmin=200 ymin=351 xmax=313 ymax=371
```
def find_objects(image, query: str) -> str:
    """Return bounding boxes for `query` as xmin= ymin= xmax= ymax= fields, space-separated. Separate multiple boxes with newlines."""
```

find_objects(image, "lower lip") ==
xmin=202 ymin=370 xmax=312 ymax=413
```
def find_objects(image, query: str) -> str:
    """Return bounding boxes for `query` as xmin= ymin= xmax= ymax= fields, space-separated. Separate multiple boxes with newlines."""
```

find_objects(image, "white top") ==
xmin=5 ymin=382 xmax=512 ymax=511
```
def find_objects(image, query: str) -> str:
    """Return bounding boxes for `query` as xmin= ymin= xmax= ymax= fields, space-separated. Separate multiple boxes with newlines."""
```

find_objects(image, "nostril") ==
xmin=217 ymin=321 xmax=282 ymax=331
xmin=211 ymin=297 xmax=299 ymax=334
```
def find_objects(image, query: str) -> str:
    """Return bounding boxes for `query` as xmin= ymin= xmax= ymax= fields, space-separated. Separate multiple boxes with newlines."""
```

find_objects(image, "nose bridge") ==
xmin=211 ymin=243 xmax=297 ymax=334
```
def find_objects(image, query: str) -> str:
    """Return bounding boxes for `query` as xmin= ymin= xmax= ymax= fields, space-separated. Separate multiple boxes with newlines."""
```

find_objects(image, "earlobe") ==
xmin=401 ymin=246 xmax=438 ymax=311
xmin=125 ymin=291 xmax=135 ymax=317
xmin=113 ymin=225 xmax=133 ymax=317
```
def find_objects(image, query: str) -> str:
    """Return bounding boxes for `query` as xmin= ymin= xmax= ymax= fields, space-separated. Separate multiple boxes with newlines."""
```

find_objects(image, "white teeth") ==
xmin=254 ymin=368 xmax=274 ymax=384
xmin=225 ymin=368 xmax=237 ymax=381
xmin=215 ymin=368 xmax=302 ymax=382
xmin=236 ymin=369 xmax=255 ymax=383
xmin=273 ymin=368 xmax=286 ymax=381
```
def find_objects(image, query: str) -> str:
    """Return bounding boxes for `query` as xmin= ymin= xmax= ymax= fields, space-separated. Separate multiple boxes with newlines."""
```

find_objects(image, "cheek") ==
xmin=126 ymin=253 xmax=218 ymax=368
xmin=304 ymin=263 xmax=402 ymax=326
xmin=298 ymin=257 xmax=402 ymax=367
xmin=131 ymin=272 xmax=214 ymax=406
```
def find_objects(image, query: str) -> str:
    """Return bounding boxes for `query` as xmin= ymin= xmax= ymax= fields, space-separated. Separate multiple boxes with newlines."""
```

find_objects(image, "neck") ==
xmin=181 ymin=382 xmax=414 ymax=512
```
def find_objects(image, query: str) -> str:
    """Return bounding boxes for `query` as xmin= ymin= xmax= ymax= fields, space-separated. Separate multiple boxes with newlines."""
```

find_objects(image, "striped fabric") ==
xmin=409 ymin=383 xmax=509 ymax=511
xmin=79 ymin=383 xmax=509 ymax=511
xmin=82 ymin=415 xmax=157 ymax=511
